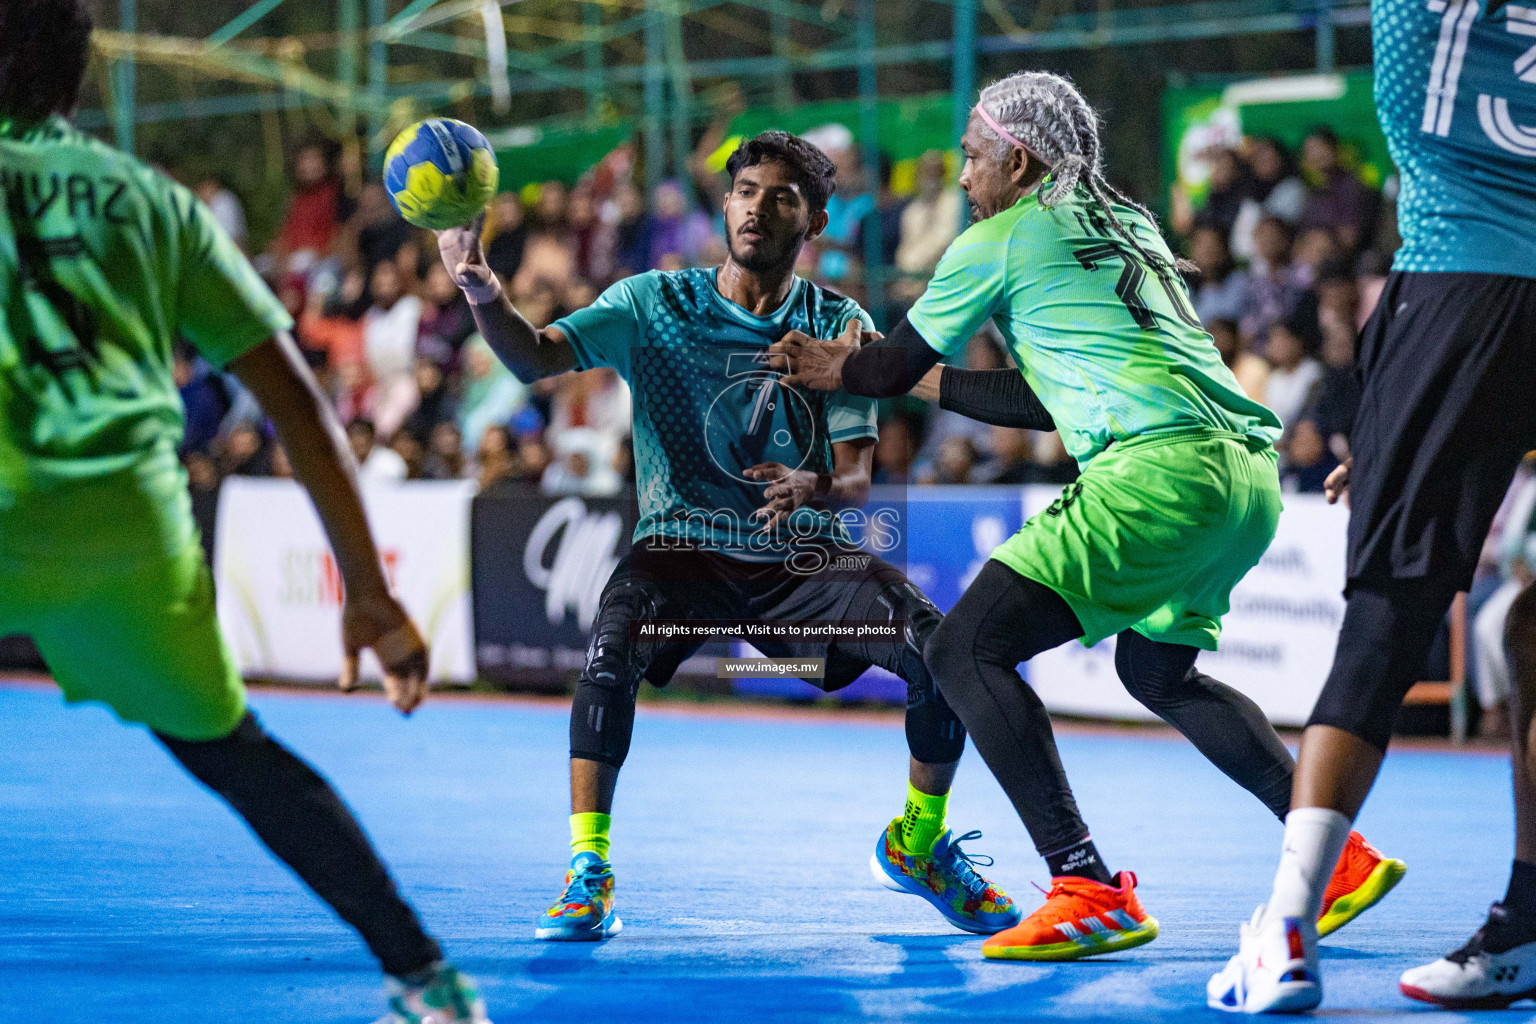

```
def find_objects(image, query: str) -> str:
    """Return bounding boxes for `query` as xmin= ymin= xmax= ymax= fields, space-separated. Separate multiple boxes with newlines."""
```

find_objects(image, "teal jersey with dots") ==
xmin=552 ymin=268 xmax=878 ymax=561
xmin=908 ymin=189 xmax=1281 ymax=468
xmin=1373 ymin=0 xmax=1536 ymax=277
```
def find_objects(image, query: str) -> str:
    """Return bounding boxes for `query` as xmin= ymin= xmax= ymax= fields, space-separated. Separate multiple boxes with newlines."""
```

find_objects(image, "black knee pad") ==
xmin=1113 ymin=630 xmax=1200 ymax=711
xmin=1307 ymin=579 xmax=1460 ymax=751
xmin=905 ymin=683 xmax=966 ymax=765
xmin=569 ymin=577 xmax=657 ymax=768
xmin=874 ymin=580 xmax=966 ymax=764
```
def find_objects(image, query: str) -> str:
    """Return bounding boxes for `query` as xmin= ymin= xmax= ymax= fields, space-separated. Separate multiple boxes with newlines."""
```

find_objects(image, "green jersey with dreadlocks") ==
xmin=908 ymin=185 xmax=1281 ymax=468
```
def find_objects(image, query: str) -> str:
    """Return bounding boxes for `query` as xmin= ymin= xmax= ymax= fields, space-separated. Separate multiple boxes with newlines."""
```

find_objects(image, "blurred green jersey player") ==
xmin=0 ymin=2 xmax=486 ymax=1020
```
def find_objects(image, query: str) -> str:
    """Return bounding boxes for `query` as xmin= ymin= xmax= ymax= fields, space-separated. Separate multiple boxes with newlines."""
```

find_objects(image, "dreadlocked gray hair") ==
xmin=975 ymin=71 xmax=1191 ymax=274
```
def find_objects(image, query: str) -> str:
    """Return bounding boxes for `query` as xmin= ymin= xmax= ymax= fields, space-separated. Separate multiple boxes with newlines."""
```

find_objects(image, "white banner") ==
xmin=1023 ymin=488 xmax=1349 ymax=726
xmin=213 ymin=477 xmax=477 ymax=684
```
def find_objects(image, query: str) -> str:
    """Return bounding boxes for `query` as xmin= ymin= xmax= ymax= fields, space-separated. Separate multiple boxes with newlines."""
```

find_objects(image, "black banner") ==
xmin=470 ymin=484 xmax=636 ymax=686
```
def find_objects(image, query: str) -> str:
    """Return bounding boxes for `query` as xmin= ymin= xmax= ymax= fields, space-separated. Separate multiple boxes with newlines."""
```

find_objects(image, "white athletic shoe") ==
xmin=1400 ymin=903 xmax=1536 ymax=1009
xmin=1207 ymin=906 xmax=1322 ymax=1014
xmin=376 ymin=962 xmax=492 ymax=1024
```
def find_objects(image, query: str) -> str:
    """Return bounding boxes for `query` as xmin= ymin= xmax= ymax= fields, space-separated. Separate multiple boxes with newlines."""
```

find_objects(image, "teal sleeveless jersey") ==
xmin=1373 ymin=0 xmax=1536 ymax=276
xmin=552 ymin=268 xmax=878 ymax=561
xmin=908 ymin=188 xmax=1281 ymax=468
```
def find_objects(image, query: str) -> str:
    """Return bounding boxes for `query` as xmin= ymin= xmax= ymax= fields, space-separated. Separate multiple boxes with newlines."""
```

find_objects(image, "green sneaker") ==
xmin=377 ymin=961 xmax=490 ymax=1024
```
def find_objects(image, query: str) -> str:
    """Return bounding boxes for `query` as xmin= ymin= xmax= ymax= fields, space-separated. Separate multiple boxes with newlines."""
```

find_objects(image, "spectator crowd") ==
xmin=1170 ymin=126 xmax=1398 ymax=495
xmin=175 ymin=124 xmax=1032 ymax=500
xmin=175 ymin=123 xmax=1404 ymax=502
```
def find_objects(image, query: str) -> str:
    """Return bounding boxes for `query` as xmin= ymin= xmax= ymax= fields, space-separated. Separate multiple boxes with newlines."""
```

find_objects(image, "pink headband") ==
xmin=974 ymin=103 xmax=1046 ymax=164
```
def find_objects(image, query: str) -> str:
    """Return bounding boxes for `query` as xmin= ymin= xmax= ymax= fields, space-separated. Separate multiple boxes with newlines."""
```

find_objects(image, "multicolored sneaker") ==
xmin=982 ymin=870 xmax=1159 ymax=961
xmin=870 ymin=819 xmax=1021 ymax=934
xmin=1316 ymin=831 xmax=1406 ymax=937
xmin=534 ymin=851 xmax=622 ymax=941
xmin=1400 ymin=903 xmax=1536 ymax=1009
xmin=376 ymin=962 xmax=491 ymax=1024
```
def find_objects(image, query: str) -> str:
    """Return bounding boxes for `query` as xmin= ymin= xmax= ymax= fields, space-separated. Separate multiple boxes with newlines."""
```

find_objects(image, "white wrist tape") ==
xmin=459 ymin=273 xmax=503 ymax=306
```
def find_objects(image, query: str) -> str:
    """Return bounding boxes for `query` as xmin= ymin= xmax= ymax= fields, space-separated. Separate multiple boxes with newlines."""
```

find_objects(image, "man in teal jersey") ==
xmin=436 ymin=131 xmax=1022 ymax=943
xmin=773 ymin=70 xmax=1404 ymax=962
xmin=0 ymin=3 xmax=487 ymax=1020
xmin=1211 ymin=0 xmax=1536 ymax=1012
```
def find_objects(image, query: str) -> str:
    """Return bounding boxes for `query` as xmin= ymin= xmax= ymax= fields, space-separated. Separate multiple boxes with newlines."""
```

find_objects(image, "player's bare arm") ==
xmin=1324 ymin=457 xmax=1351 ymax=505
xmin=227 ymin=333 xmax=428 ymax=713
xmin=435 ymin=215 xmax=577 ymax=382
xmin=910 ymin=366 xmax=943 ymax=403
xmin=746 ymin=438 xmax=874 ymax=531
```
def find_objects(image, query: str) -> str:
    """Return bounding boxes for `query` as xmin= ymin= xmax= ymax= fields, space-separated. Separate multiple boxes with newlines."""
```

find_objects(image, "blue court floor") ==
xmin=0 ymin=678 xmax=1526 ymax=1023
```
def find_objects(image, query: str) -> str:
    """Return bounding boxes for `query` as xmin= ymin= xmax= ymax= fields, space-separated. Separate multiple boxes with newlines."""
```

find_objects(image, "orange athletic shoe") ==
xmin=982 ymin=870 xmax=1160 ymax=961
xmin=1317 ymin=831 xmax=1406 ymax=937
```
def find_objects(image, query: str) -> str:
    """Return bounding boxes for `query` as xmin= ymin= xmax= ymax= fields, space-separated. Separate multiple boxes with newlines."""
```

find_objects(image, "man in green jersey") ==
xmin=0 ymin=3 xmax=486 ymax=1020
xmin=772 ymin=70 xmax=1404 ymax=962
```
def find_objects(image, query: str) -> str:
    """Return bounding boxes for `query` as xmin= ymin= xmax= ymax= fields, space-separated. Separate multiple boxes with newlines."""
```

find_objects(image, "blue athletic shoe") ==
xmin=870 ymin=819 xmax=1022 ymax=934
xmin=535 ymin=851 xmax=622 ymax=941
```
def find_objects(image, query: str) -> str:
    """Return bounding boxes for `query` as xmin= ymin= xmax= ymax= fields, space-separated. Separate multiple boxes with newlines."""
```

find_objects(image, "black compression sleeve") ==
xmin=839 ymin=315 xmax=944 ymax=398
xmin=938 ymin=367 xmax=1057 ymax=430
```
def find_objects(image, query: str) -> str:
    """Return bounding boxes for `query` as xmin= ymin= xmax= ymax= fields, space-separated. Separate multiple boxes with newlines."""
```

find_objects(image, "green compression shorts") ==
xmin=0 ymin=468 xmax=247 ymax=740
xmin=992 ymin=429 xmax=1282 ymax=651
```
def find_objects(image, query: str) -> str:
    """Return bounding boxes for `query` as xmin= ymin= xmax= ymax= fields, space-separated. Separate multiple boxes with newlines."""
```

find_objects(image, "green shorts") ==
xmin=0 ymin=468 xmax=247 ymax=740
xmin=991 ymin=430 xmax=1282 ymax=651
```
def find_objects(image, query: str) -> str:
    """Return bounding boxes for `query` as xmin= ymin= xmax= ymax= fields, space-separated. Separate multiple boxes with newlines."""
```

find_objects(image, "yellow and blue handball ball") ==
xmin=384 ymin=117 xmax=500 ymax=230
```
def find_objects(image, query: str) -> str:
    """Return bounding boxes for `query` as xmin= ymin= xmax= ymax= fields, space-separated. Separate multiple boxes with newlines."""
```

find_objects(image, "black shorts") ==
xmin=606 ymin=539 xmax=921 ymax=692
xmin=1346 ymin=271 xmax=1536 ymax=591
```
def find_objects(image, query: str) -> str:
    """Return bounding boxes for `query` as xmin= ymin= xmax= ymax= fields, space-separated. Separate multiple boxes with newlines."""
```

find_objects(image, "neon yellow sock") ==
xmin=570 ymin=812 xmax=611 ymax=860
xmin=898 ymin=782 xmax=949 ymax=855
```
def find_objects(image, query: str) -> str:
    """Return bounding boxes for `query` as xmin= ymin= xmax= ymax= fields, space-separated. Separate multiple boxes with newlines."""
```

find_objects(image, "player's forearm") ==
xmin=840 ymin=316 xmax=945 ymax=398
xmin=467 ymin=293 xmax=571 ymax=383
xmin=822 ymin=441 xmax=874 ymax=510
xmin=822 ymin=465 xmax=871 ymax=510
xmin=228 ymin=336 xmax=391 ymax=599
xmin=911 ymin=366 xmax=942 ymax=403
xmin=938 ymin=367 xmax=1056 ymax=431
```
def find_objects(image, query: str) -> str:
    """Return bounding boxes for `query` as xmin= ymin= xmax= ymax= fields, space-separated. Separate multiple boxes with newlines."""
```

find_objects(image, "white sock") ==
xmin=1267 ymin=807 xmax=1352 ymax=922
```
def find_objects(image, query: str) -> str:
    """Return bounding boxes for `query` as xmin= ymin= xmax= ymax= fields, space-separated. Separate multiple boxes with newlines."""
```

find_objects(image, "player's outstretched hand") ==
xmin=434 ymin=211 xmax=500 ymax=304
xmin=338 ymin=589 xmax=430 ymax=716
xmin=770 ymin=319 xmax=881 ymax=391
xmin=746 ymin=462 xmax=818 ymax=531
xmin=1324 ymin=457 xmax=1352 ymax=506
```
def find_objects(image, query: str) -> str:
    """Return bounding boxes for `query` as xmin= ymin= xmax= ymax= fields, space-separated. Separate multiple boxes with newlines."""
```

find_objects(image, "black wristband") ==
xmin=840 ymin=315 xmax=945 ymax=398
xmin=938 ymin=366 xmax=1056 ymax=431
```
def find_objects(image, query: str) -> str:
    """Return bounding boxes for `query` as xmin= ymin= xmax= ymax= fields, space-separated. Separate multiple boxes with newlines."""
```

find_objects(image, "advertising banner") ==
xmin=471 ymin=484 xmax=638 ymax=683
xmin=211 ymin=478 xmax=1352 ymax=721
xmin=213 ymin=477 xmax=477 ymax=684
